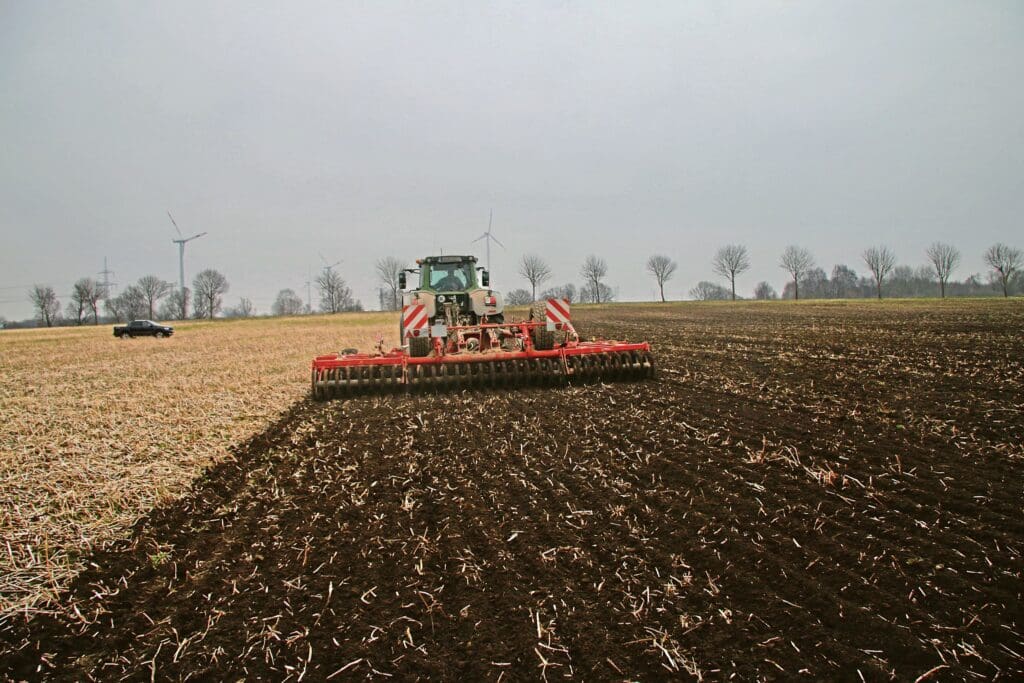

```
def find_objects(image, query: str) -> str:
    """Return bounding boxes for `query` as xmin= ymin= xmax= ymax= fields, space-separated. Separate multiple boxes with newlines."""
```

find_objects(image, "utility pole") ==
xmin=306 ymin=269 xmax=312 ymax=314
xmin=167 ymin=212 xmax=207 ymax=319
xmin=98 ymin=257 xmax=117 ymax=298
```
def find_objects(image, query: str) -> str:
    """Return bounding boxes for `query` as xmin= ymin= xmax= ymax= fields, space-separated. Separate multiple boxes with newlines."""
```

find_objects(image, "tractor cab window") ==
xmin=428 ymin=262 xmax=473 ymax=291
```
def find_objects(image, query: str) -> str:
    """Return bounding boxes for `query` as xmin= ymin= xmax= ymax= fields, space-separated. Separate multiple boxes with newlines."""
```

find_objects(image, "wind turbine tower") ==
xmin=472 ymin=209 xmax=504 ymax=272
xmin=168 ymin=211 xmax=207 ymax=317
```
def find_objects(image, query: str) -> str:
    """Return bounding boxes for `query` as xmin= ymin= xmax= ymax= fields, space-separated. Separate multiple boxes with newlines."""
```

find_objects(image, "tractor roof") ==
xmin=420 ymin=255 xmax=477 ymax=264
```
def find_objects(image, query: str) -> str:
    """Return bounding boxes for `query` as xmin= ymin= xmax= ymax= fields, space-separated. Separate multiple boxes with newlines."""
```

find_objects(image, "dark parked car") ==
xmin=113 ymin=320 xmax=174 ymax=338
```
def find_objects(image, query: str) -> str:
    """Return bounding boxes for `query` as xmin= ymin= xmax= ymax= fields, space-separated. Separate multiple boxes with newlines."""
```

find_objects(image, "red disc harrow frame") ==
xmin=311 ymin=314 xmax=654 ymax=399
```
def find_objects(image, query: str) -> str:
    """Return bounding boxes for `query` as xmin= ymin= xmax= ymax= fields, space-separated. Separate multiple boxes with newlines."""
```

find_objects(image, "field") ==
xmin=0 ymin=314 xmax=391 ymax=617
xmin=1 ymin=300 xmax=1023 ymax=680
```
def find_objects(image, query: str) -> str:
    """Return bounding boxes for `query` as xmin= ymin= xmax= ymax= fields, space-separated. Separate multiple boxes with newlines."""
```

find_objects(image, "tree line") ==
xmin=23 ymin=269 xmax=240 ymax=328
xmin=13 ymin=240 xmax=1021 ymax=328
xmin=688 ymin=242 xmax=1022 ymax=301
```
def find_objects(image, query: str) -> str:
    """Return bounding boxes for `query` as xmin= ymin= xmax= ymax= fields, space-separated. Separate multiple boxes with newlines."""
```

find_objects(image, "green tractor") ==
xmin=399 ymin=255 xmax=507 ymax=356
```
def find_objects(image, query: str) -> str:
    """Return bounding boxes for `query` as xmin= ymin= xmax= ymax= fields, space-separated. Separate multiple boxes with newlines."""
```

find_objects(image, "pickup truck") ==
xmin=113 ymin=320 xmax=174 ymax=338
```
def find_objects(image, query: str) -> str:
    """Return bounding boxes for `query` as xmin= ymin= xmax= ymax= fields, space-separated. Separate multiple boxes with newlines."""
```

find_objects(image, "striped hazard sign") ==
xmin=545 ymin=298 xmax=571 ymax=329
xmin=402 ymin=303 xmax=429 ymax=337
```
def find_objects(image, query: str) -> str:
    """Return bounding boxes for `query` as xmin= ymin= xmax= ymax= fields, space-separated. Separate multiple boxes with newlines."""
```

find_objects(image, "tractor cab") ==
xmin=399 ymin=255 xmax=503 ymax=346
xmin=419 ymin=255 xmax=483 ymax=292
xmin=399 ymin=255 xmax=489 ymax=293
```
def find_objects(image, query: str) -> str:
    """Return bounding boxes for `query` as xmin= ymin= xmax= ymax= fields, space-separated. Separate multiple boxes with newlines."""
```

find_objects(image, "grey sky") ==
xmin=2 ymin=1 xmax=1022 ymax=318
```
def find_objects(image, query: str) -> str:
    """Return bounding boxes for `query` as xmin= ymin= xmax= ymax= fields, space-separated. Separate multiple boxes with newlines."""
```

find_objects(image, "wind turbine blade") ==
xmin=488 ymin=209 xmax=492 ymax=232
xmin=490 ymin=233 xmax=505 ymax=249
xmin=167 ymin=211 xmax=182 ymax=238
xmin=472 ymin=233 xmax=488 ymax=243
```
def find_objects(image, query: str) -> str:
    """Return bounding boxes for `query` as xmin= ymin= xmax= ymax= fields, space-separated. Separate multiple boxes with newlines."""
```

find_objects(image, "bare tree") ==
xmin=192 ymin=269 xmax=229 ymax=319
xmin=65 ymin=300 xmax=84 ymax=324
xmin=580 ymin=255 xmax=608 ymax=303
xmin=984 ymin=243 xmax=1022 ymax=297
xmin=84 ymin=279 xmax=103 ymax=323
xmin=375 ymin=257 xmax=405 ymax=311
xmin=106 ymin=285 xmax=148 ymax=322
xmin=505 ymin=288 xmax=532 ymax=305
xmin=160 ymin=288 xmax=189 ymax=321
xmin=712 ymin=245 xmax=750 ymax=300
xmin=580 ymin=281 xmax=615 ymax=303
xmin=862 ymin=246 xmax=897 ymax=300
xmin=28 ymin=285 xmax=59 ymax=327
xmin=225 ymin=297 xmax=253 ymax=318
xmin=645 ymin=254 xmax=677 ymax=302
xmin=68 ymin=278 xmax=100 ymax=324
xmin=924 ymin=243 xmax=960 ymax=298
xmin=541 ymin=283 xmax=577 ymax=303
xmin=754 ymin=281 xmax=778 ymax=300
xmin=317 ymin=268 xmax=356 ymax=313
xmin=137 ymin=275 xmax=173 ymax=319
xmin=689 ymin=281 xmax=730 ymax=301
xmin=519 ymin=254 xmax=552 ymax=301
xmin=779 ymin=246 xmax=815 ymax=301
xmin=272 ymin=288 xmax=305 ymax=316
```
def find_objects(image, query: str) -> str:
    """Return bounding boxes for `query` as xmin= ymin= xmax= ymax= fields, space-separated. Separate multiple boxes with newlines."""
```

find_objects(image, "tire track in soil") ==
xmin=1 ymin=302 xmax=1023 ymax=681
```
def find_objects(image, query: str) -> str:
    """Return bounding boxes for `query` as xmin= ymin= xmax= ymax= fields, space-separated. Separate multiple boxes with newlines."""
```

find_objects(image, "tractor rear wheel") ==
xmin=409 ymin=336 xmax=432 ymax=357
xmin=529 ymin=301 xmax=555 ymax=350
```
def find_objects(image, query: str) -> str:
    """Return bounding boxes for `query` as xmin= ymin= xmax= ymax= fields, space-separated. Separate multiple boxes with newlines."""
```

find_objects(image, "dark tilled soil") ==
xmin=2 ymin=302 xmax=1023 ymax=681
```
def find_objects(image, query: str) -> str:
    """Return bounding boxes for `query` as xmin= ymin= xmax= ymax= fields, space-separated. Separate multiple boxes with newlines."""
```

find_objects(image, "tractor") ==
xmin=311 ymin=253 xmax=653 ymax=397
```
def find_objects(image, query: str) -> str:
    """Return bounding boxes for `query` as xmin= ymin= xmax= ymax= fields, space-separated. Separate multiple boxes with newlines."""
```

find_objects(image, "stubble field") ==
xmin=0 ymin=314 xmax=390 ymax=617
xmin=1 ymin=300 xmax=1023 ymax=680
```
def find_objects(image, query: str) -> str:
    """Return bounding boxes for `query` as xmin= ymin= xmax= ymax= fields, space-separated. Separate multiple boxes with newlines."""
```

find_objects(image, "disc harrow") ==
xmin=312 ymin=346 xmax=654 ymax=399
xmin=311 ymin=297 xmax=654 ymax=399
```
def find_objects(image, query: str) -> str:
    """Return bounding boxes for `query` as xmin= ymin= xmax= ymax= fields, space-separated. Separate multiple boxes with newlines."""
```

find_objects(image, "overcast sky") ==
xmin=1 ymin=1 xmax=1022 ymax=319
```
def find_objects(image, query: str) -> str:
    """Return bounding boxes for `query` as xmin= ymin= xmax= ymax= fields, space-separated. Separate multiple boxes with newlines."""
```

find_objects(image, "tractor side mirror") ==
xmin=481 ymin=270 xmax=489 ymax=287
xmin=398 ymin=271 xmax=406 ymax=289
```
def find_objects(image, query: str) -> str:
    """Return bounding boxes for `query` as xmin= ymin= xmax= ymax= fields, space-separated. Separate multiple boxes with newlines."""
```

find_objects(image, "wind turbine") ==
xmin=318 ymin=253 xmax=342 ymax=276
xmin=168 ymin=211 xmax=206 ymax=318
xmin=472 ymin=209 xmax=504 ymax=272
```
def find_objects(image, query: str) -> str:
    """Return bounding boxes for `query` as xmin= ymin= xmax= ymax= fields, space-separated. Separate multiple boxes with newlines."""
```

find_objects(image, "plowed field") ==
xmin=2 ymin=301 xmax=1022 ymax=681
